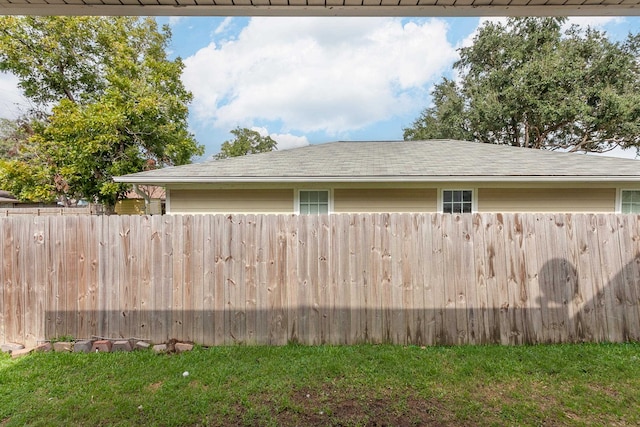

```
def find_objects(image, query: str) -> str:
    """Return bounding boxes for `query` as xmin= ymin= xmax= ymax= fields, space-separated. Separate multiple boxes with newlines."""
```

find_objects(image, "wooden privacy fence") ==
xmin=1 ymin=213 xmax=640 ymax=347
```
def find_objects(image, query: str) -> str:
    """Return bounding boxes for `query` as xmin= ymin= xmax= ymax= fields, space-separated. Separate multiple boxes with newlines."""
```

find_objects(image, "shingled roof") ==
xmin=115 ymin=140 xmax=640 ymax=185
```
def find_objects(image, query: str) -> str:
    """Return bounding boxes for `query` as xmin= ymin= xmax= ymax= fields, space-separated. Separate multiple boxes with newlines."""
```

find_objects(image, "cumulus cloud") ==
xmin=250 ymin=126 xmax=309 ymax=151
xmin=183 ymin=17 xmax=457 ymax=136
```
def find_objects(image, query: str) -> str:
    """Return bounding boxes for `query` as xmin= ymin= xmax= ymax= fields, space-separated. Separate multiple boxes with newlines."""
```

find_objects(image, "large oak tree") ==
xmin=404 ymin=18 xmax=640 ymax=153
xmin=0 ymin=16 xmax=203 ymax=206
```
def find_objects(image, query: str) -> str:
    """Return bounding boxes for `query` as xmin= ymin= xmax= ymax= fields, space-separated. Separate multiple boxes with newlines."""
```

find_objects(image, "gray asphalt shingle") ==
xmin=115 ymin=140 xmax=640 ymax=184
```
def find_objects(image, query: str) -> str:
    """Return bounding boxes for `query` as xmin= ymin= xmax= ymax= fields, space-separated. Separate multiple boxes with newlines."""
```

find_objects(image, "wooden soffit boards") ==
xmin=0 ymin=0 xmax=639 ymax=17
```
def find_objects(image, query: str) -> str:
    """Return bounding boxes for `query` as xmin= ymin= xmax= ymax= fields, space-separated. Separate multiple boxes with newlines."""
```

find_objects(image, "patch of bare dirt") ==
xmin=271 ymin=385 xmax=454 ymax=426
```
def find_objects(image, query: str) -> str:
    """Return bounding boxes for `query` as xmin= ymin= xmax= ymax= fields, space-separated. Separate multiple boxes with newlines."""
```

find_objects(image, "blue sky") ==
xmin=1 ymin=16 xmax=639 ymax=160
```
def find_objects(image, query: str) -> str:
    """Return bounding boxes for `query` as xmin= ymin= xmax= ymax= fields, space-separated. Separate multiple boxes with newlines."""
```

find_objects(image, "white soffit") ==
xmin=0 ymin=0 xmax=639 ymax=17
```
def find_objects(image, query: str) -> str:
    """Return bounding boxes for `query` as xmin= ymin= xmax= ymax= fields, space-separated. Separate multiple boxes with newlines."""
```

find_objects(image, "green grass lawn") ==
xmin=1 ymin=343 xmax=638 ymax=426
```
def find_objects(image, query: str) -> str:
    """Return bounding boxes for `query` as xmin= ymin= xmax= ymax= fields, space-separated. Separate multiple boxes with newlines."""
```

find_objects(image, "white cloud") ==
xmin=270 ymin=133 xmax=309 ymax=150
xmin=183 ymin=17 xmax=457 ymax=136
xmin=250 ymin=126 xmax=309 ymax=150
xmin=0 ymin=72 xmax=28 ymax=119
xmin=565 ymin=16 xmax=624 ymax=30
xmin=214 ymin=17 xmax=233 ymax=35
xmin=168 ymin=17 xmax=185 ymax=27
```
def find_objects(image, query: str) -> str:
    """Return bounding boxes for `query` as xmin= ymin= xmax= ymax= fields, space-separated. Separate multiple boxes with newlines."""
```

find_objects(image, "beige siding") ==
xmin=169 ymin=189 xmax=294 ymax=214
xmin=334 ymin=188 xmax=437 ymax=213
xmin=478 ymin=188 xmax=616 ymax=213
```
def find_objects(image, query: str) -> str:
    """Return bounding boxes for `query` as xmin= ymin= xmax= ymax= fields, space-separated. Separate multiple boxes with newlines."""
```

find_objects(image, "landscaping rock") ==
xmin=53 ymin=341 xmax=73 ymax=352
xmin=1 ymin=343 xmax=24 ymax=354
xmin=73 ymin=340 xmax=93 ymax=353
xmin=135 ymin=341 xmax=151 ymax=350
xmin=91 ymin=340 xmax=113 ymax=353
xmin=11 ymin=347 xmax=33 ymax=359
xmin=152 ymin=344 xmax=167 ymax=354
xmin=35 ymin=342 xmax=53 ymax=353
xmin=112 ymin=340 xmax=133 ymax=352
xmin=175 ymin=342 xmax=194 ymax=353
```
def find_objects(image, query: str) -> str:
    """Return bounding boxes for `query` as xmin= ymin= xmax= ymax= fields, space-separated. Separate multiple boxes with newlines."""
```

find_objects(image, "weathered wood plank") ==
xmin=350 ymin=214 xmax=363 ymax=344
xmin=472 ymin=214 xmax=489 ymax=344
xmin=286 ymin=214 xmax=298 ymax=344
xmin=431 ymin=214 xmax=446 ymax=344
xmin=307 ymin=214 xmax=321 ymax=345
xmin=297 ymin=214 xmax=310 ymax=344
xmin=182 ymin=215 xmax=194 ymax=342
xmin=244 ymin=214 xmax=258 ymax=345
xmin=213 ymin=214 xmax=226 ymax=345
xmin=270 ymin=215 xmax=288 ymax=345
xmin=504 ymin=214 xmax=526 ymax=345
xmin=615 ymin=215 xmax=640 ymax=341
xmin=522 ymin=214 xmax=543 ymax=344
xmin=318 ymin=214 xmax=331 ymax=344
xmin=379 ymin=213 xmax=393 ymax=343
xmin=0 ymin=219 xmax=5 ymax=344
xmin=596 ymin=214 xmax=624 ymax=342
xmin=254 ymin=215 xmax=268 ymax=344
xmin=202 ymin=215 xmax=215 ymax=346
xmin=172 ymin=214 xmax=187 ymax=341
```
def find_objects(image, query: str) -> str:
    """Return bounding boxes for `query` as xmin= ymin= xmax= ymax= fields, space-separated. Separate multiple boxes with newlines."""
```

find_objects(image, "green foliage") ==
xmin=0 ymin=17 xmax=203 ymax=206
xmin=404 ymin=18 xmax=640 ymax=153
xmin=216 ymin=127 xmax=278 ymax=160
xmin=0 ymin=117 xmax=33 ymax=160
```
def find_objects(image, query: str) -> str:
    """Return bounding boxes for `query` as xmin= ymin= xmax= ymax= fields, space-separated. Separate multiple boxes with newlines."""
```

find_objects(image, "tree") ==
xmin=0 ymin=17 xmax=203 ymax=206
xmin=215 ymin=127 xmax=277 ymax=159
xmin=0 ymin=117 xmax=34 ymax=160
xmin=404 ymin=18 xmax=640 ymax=153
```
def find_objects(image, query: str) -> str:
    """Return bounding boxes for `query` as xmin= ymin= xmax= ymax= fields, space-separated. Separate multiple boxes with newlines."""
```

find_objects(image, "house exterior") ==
xmin=114 ymin=140 xmax=640 ymax=215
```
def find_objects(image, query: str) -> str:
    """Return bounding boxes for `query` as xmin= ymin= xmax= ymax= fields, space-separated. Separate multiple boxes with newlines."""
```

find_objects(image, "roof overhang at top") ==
xmin=1 ymin=0 xmax=639 ymax=17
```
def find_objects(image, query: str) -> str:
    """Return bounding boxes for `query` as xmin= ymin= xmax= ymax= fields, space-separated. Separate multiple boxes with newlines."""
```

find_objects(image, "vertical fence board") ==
xmin=244 ymin=214 xmax=257 ymax=344
xmin=626 ymin=215 xmax=640 ymax=341
xmin=0 ymin=219 xmax=5 ymax=344
xmin=182 ymin=215 xmax=194 ymax=343
xmin=2 ymin=219 xmax=14 ymax=343
xmin=75 ymin=216 xmax=89 ymax=341
xmin=297 ymin=214 xmax=310 ymax=344
xmin=213 ymin=215 xmax=226 ymax=345
xmin=597 ymin=215 xmax=624 ymax=342
xmin=522 ymin=214 xmax=543 ymax=343
xmin=616 ymin=215 xmax=640 ymax=341
xmin=350 ymin=214 xmax=363 ymax=344
xmin=202 ymin=215 xmax=215 ymax=346
xmin=33 ymin=217 xmax=48 ymax=345
xmin=22 ymin=217 xmax=35 ymax=346
xmin=318 ymin=215 xmax=331 ymax=344
xmin=149 ymin=215 xmax=164 ymax=343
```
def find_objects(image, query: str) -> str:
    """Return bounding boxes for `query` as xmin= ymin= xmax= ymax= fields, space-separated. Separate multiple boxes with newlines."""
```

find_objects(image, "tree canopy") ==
xmin=404 ymin=18 xmax=640 ymax=153
xmin=0 ymin=16 xmax=203 ymax=206
xmin=215 ymin=127 xmax=277 ymax=160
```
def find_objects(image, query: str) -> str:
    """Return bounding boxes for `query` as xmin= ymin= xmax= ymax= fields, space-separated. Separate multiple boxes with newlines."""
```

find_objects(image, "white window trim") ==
xmin=616 ymin=188 xmax=640 ymax=214
xmin=294 ymin=188 xmax=333 ymax=215
xmin=438 ymin=188 xmax=477 ymax=214
xmin=165 ymin=188 xmax=171 ymax=214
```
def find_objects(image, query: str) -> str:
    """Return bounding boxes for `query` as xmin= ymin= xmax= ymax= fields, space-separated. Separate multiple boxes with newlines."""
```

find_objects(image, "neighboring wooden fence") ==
xmin=0 ymin=206 xmax=96 ymax=217
xmin=1 ymin=213 xmax=640 ymax=347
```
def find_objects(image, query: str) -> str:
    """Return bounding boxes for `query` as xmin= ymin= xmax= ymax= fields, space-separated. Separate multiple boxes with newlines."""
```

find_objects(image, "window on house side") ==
xmin=299 ymin=190 xmax=329 ymax=214
xmin=442 ymin=190 xmax=473 ymax=214
xmin=621 ymin=190 xmax=640 ymax=213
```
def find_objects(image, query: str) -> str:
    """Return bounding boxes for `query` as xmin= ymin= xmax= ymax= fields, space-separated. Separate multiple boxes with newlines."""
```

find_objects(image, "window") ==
xmin=299 ymin=190 xmax=329 ymax=214
xmin=621 ymin=190 xmax=640 ymax=213
xmin=442 ymin=190 xmax=473 ymax=214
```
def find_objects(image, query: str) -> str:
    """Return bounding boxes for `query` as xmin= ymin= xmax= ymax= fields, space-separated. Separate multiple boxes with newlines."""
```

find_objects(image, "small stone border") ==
xmin=1 ymin=339 xmax=194 ymax=359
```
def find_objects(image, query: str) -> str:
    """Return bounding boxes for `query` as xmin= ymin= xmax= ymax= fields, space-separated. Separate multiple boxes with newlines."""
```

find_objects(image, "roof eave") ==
xmin=113 ymin=175 xmax=640 ymax=185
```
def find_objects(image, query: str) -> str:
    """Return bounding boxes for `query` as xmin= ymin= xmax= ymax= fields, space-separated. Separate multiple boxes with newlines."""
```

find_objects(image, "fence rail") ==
xmin=1 ymin=213 xmax=639 ymax=347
